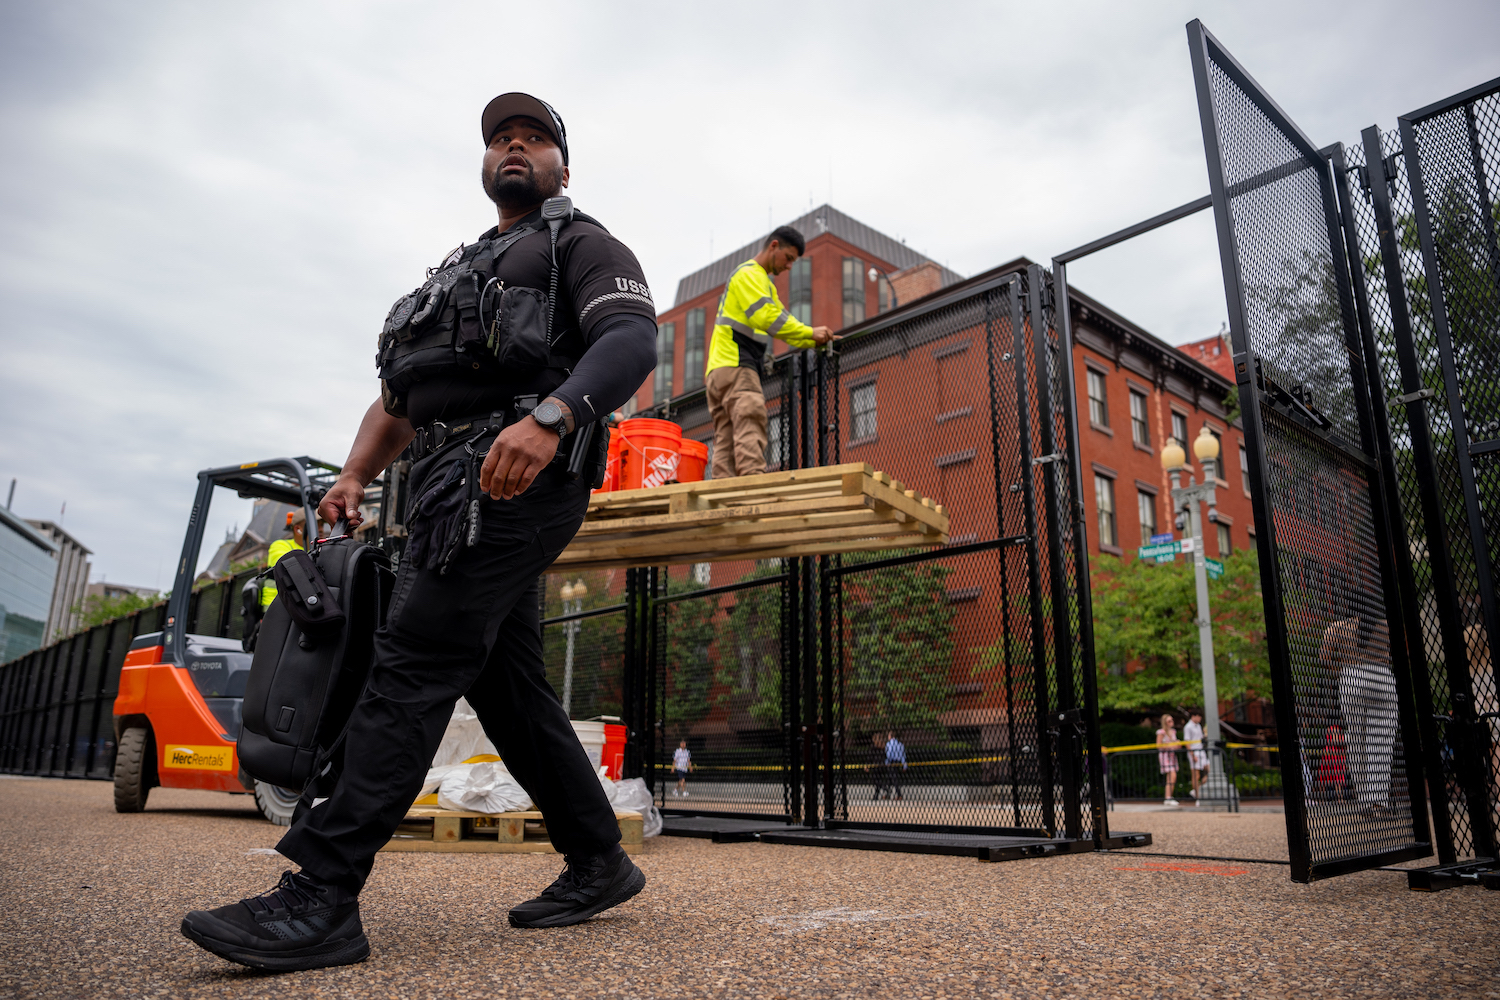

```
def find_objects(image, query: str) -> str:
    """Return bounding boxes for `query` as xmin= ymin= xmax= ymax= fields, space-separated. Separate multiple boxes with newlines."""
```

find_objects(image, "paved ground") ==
xmin=2 ymin=775 xmax=1495 ymax=1000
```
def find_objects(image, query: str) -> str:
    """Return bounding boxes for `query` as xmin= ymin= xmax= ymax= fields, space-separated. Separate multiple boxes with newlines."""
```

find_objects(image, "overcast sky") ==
xmin=2 ymin=0 xmax=1496 ymax=591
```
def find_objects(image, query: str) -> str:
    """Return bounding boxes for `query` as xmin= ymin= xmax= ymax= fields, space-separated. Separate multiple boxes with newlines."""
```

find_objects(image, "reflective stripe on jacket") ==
xmin=259 ymin=538 xmax=304 ymax=609
xmin=705 ymin=260 xmax=816 ymax=376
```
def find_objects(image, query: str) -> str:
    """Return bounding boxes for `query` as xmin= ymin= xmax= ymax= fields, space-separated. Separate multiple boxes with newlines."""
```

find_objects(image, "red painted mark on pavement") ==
xmin=1113 ymin=863 xmax=1247 ymax=876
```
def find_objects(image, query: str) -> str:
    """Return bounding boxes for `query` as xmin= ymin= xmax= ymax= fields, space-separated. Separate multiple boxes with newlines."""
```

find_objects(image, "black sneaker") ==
xmin=181 ymin=870 xmax=369 ymax=971
xmin=508 ymin=845 xmax=646 ymax=928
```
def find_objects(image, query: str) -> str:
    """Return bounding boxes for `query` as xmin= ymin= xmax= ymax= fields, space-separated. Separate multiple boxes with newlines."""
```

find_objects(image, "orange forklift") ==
xmin=110 ymin=457 xmax=397 ymax=824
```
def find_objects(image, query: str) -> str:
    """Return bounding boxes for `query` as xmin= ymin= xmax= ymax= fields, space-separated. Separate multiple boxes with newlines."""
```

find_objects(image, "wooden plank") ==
xmin=558 ymin=519 xmax=926 ymax=564
xmin=574 ymin=495 xmax=874 ymax=534
xmin=558 ymin=464 xmax=949 ymax=569
xmin=585 ymin=463 xmax=870 ymax=510
xmin=575 ymin=507 xmax=905 ymax=548
xmin=558 ymin=535 xmax=949 ymax=571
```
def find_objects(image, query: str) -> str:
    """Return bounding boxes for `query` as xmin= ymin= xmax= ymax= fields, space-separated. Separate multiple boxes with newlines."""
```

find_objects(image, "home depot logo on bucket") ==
xmin=619 ymin=418 xmax=683 ymax=490
xmin=641 ymin=451 xmax=680 ymax=489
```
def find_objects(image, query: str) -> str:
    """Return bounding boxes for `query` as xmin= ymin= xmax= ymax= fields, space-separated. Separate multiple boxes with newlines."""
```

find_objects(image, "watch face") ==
xmin=534 ymin=401 xmax=562 ymax=427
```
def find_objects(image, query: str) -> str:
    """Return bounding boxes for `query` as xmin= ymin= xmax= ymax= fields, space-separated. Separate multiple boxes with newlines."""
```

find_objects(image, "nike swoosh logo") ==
xmin=583 ymin=395 xmax=595 ymax=415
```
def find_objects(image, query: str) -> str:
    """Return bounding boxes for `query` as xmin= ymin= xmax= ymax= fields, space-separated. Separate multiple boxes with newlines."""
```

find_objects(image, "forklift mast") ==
xmin=162 ymin=457 xmax=381 ymax=667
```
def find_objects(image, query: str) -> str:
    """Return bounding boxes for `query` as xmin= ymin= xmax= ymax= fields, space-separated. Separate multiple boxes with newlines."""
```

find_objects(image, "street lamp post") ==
xmin=1161 ymin=429 xmax=1239 ymax=811
xmin=560 ymin=579 xmax=588 ymax=718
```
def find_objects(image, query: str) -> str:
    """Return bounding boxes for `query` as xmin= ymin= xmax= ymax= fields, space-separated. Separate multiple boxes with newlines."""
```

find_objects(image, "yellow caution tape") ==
xmin=652 ymin=744 xmax=1280 ymax=773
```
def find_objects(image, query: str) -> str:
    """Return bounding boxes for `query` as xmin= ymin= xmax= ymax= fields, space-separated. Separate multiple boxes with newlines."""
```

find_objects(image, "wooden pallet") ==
xmin=381 ymin=807 xmax=643 ymax=854
xmin=554 ymin=463 xmax=949 ymax=570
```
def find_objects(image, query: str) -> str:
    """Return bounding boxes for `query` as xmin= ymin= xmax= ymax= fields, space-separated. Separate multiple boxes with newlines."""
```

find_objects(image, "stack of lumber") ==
xmin=382 ymin=805 xmax=643 ymax=854
xmin=554 ymin=463 xmax=949 ymax=570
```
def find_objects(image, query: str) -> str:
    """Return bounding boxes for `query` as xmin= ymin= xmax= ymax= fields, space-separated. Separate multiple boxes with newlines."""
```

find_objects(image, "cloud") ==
xmin=1 ymin=0 xmax=1496 ymax=586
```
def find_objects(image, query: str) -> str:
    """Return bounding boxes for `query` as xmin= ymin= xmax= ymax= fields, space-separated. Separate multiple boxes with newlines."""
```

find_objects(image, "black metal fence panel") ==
xmin=1399 ymin=81 xmax=1500 ymax=860
xmin=647 ymin=572 xmax=791 ymax=818
xmin=1342 ymin=127 xmax=1496 ymax=862
xmin=1188 ymin=19 xmax=1431 ymax=880
xmin=0 ymin=571 xmax=259 ymax=781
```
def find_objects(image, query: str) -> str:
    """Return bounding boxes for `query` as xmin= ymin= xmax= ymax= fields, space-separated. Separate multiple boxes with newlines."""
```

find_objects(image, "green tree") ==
xmin=542 ymin=570 xmax=625 ymax=721
xmin=717 ymin=563 xmax=786 ymax=729
xmin=1090 ymin=548 xmax=1269 ymax=714
xmin=658 ymin=574 xmax=720 ymax=742
xmin=843 ymin=554 xmax=956 ymax=734
xmin=73 ymin=591 xmax=163 ymax=631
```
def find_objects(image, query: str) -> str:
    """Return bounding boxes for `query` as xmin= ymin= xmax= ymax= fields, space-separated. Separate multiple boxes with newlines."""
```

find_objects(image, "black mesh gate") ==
xmin=628 ymin=271 xmax=1113 ymax=848
xmin=1188 ymin=20 xmax=1433 ymax=880
xmin=1340 ymin=121 xmax=1500 ymax=865
xmin=1396 ymin=82 xmax=1500 ymax=862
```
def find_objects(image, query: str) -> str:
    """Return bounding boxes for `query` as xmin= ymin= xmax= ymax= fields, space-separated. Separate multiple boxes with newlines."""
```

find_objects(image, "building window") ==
xmin=1240 ymin=444 xmax=1251 ymax=495
xmin=1171 ymin=410 xmax=1188 ymax=447
xmin=767 ymin=413 xmax=783 ymax=469
xmin=1138 ymin=490 xmax=1157 ymax=545
xmin=1129 ymin=389 xmax=1150 ymax=447
xmin=654 ymin=322 xmax=675 ymax=401
xmin=789 ymin=257 xmax=812 ymax=325
xmin=850 ymin=381 xmax=878 ymax=442
xmin=842 ymin=257 xmax=866 ymax=327
xmin=877 ymin=274 xmax=892 ymax=314
xmin=1217 ymin=522 xmax=1232 ymax=557
xmin=1086 ymin=369 xmax=1109 ymax=428
xmin=1095 ymin=474 xmax=1117 ymax=548
xmin=683 ymin=309 xmax=706 ymax=391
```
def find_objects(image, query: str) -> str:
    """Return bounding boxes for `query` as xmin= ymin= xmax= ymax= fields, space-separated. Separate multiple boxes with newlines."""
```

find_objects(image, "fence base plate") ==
xmin=1405 ymin=858 xmax=1498 ymax=892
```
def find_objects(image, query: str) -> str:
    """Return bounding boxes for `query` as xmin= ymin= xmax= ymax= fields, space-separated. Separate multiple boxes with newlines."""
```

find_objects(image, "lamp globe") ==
xmin=1161 ymin=438 xmax=1186 ymax=471
xmin=1194 ymin=426 xmax=1221 ymax=463
xmin=573 ymin=579 xmax=589 ymax=599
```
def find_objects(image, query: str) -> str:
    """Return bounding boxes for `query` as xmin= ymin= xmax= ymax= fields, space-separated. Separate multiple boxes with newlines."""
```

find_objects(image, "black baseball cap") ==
xmin=481 ymin=93 xmax=569 ymax=165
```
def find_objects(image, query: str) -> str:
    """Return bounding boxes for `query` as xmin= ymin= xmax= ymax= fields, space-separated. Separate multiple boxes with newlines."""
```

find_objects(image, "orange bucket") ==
xmin=619 ymin=418 xmax=682 ymax=490
xmin=677 ymin=439 xmax=708 ymax=483
xmin=599 ymin=427 xmax=623 ymax=492
xmin=603 ymin=723 xmax=627 ymax=780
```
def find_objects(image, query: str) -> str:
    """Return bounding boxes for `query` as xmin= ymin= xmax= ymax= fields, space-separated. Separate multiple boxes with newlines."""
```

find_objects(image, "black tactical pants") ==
xmin=276 ymin=453 xmax=618 ymax=893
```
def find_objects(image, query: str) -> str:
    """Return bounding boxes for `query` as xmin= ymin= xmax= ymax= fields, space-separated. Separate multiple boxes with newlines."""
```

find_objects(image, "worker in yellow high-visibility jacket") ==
xmin=704 ymin=226 xmax=835 ymax=478
xmin=260 ymin=509 xmax=308 ymax=609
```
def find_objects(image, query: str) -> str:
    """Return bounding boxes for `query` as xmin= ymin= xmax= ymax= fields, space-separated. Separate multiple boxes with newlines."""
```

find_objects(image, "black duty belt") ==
xmin=408 ymin=396 xmax=540 ymax=462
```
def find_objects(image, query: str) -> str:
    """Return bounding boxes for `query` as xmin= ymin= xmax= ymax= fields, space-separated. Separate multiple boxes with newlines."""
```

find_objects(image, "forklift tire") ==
xmin=113 ymin=726 xmax=153 ymax=813
xmin=254 ymin=780 xmax=300 ymax=826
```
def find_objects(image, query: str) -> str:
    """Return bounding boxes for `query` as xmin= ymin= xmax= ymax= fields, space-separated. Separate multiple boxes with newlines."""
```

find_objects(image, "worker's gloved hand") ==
xmin=811 ymin=326 xmax=840 ymax=346
xmin=319 ymin=475 xmax=366 ymax=528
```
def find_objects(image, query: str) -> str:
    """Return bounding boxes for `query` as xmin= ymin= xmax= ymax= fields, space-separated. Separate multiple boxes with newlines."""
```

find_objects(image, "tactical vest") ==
xmin=377 ymin=215 xmax=590 ymax=417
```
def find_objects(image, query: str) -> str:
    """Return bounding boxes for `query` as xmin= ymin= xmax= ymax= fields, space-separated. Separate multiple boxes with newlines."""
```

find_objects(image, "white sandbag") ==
xmin=419 ymin=763 xmax=470 ymax=799
xmin=437 ymin=761 xmax=533 ymax=813
xmin=429 ymin=697 xmax=498 ymax=768
xmin=611 ymin=777 xmax=662 ymax=837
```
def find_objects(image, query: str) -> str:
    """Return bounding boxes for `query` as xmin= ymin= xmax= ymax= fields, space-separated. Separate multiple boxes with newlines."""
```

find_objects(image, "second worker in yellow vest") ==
xmin=260 ymin=509 xmax=309 ymax=609
xmin=704 ymin=225 xmax=836 ymax=478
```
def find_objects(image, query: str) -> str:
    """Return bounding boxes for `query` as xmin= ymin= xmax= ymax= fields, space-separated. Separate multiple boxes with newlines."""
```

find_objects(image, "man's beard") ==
xmin=484 ymin=162 xmax=564 ymax=209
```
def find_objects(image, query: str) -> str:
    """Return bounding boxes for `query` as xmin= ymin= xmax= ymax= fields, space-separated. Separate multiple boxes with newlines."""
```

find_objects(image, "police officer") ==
xmin=182 ymin=93 xmax=657 ymax=972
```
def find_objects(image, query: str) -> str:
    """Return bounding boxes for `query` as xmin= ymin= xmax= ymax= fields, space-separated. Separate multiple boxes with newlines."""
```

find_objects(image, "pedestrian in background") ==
xmin=885 ymin=731 xmax=908 ymax=801
xmin=672 ymin=740 xmax=693 ymax=797
xmin=1341 ymin=618 xmax=1398 ymax=817
xmin=1183 ymin=710 xmax=1207 ymax=799
xmin=866 ymin=733 xmax=891 ymax=800
xmin=1156 ymin=713 xmax=1180 ymax=807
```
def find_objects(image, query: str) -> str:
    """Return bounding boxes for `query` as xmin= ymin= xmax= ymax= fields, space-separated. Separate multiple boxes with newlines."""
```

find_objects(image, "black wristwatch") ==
xmin=531 ymin=399 xmax=569 ymax=437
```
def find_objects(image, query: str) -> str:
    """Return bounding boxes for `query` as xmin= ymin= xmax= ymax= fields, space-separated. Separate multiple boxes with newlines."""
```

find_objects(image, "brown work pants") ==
xmin=706 ymin=365 xmax=768 ymax=479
